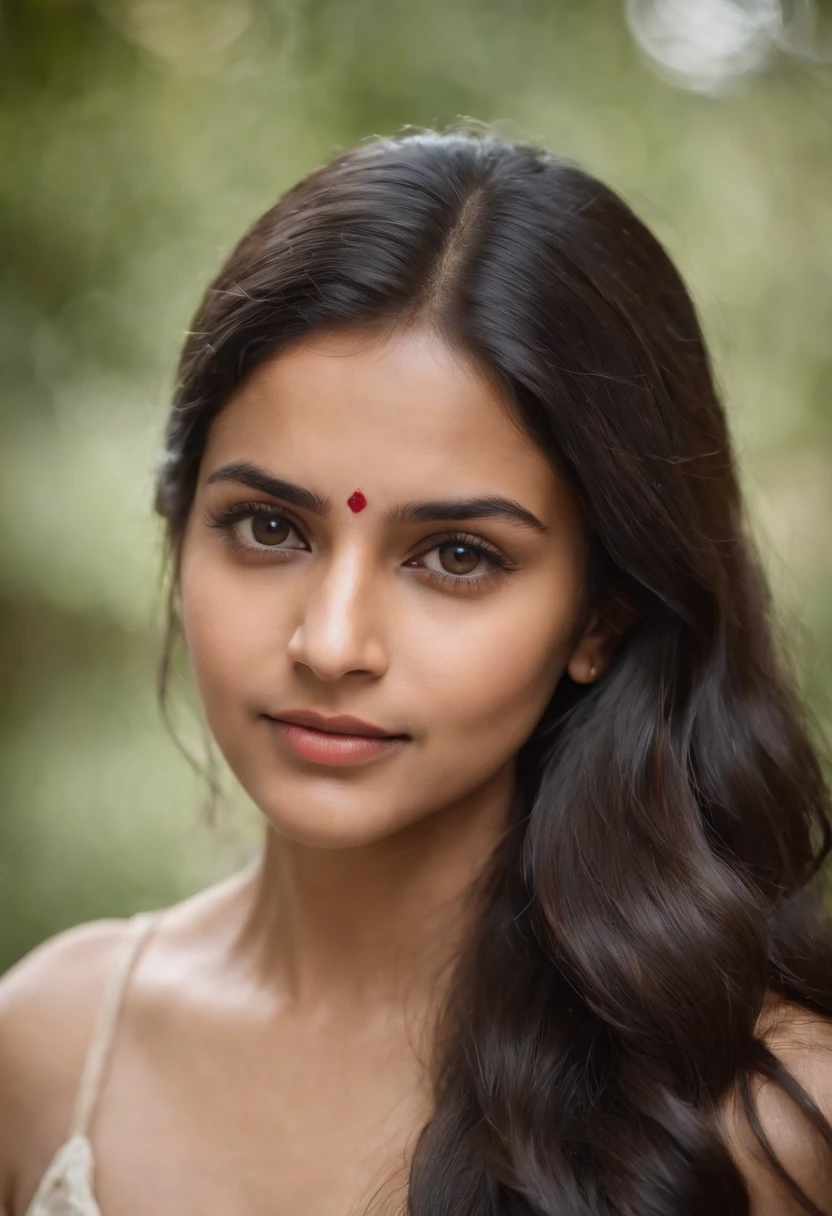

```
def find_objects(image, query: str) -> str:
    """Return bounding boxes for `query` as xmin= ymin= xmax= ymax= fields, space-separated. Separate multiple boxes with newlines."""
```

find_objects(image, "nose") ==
xmin=286 ymin=547 xmax=388 ymax=682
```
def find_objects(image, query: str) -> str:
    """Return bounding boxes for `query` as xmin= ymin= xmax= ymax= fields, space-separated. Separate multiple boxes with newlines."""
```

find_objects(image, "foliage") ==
xmin=1 ymin=0 xmax=830 ymax=969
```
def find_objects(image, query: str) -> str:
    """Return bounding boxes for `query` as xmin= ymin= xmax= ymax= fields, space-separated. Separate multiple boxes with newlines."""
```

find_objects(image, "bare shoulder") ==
xmin=0 ymin=919 xmax=131 ymax=1199
xmin=0 ymin=869 xmax=257 ymax=1211
xmin=721 ymin=996 xmax=832 ymax=1215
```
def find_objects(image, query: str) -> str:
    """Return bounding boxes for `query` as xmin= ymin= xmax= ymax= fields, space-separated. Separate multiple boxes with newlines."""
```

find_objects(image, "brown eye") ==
xmin=248 ymin=513 xmax=292 ymax=546
xmin=438 ymin=543 xmax=481 ymax=576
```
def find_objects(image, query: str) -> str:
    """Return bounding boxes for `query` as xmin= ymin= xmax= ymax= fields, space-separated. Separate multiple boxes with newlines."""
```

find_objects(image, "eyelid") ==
xmin=204 ymin=502 xmax=518 ymax=578
xmin=204 ymin=500 xmax=308 ymax=536
xmin=207 ymin=501 xmax=512 ymax=552
xmin=409 ymin=530 xmax=516 ymax=570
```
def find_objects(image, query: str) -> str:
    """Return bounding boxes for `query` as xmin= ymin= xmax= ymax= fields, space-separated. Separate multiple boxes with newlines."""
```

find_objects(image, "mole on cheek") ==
xmin=347 ymin=490 xmax=367 ymax=513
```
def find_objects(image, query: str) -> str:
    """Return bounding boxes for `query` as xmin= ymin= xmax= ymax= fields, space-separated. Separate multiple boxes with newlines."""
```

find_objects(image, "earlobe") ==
xmin=567 ymin=591 xmax=640 ymax=684
xmin=566 ymin=609 xmax=604 ymax=684
xmin=567 ymin=649 xmax=602 ymax=684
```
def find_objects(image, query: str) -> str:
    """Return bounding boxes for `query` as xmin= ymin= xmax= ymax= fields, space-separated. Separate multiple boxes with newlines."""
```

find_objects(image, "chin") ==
xmin=254 ymin=790 xmax=421 ymax=851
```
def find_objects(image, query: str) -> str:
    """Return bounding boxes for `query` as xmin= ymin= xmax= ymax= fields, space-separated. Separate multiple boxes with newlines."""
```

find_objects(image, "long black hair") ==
xmin=154 ymin=125 xmax=832 ymax=1214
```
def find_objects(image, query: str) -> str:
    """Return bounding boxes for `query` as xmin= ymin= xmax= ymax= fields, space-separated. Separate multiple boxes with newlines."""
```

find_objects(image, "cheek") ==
xmin=410 ymin=577 xmax=580 ymax=761
xmin=178 ymin=518 xmax=584 ymax=795
xmin=178 ymin=545 xmax=280 ymax=720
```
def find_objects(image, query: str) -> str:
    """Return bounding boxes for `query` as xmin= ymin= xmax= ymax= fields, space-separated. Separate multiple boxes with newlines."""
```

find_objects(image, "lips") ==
xmin=266 ymin=712 xmax=410 ymax=768
xmin=268 ymin=709 xmax=407 ymax=739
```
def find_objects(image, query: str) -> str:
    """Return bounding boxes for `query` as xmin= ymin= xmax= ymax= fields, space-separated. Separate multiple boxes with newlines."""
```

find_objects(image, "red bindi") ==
xmin=347 ymin=489 xmax=367 ymax=513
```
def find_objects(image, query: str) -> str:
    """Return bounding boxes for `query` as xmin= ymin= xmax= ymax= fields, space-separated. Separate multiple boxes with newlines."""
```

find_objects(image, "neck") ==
xmin=235 ymin=763 xmax=516 ymax=1012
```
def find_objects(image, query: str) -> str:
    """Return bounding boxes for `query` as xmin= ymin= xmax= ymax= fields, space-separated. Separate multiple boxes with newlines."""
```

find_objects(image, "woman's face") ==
xmin=179 ymin=325 xmax=599 ymax=848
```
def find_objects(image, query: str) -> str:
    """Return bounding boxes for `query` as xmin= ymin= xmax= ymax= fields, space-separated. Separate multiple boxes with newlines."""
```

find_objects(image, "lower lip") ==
xmin=268 ymin=719 xmax=409 ymax=766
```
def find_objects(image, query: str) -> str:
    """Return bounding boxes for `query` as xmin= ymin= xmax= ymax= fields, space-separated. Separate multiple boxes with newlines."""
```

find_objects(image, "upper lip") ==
xmin=269 ymin=709 xmax=407 ymax=738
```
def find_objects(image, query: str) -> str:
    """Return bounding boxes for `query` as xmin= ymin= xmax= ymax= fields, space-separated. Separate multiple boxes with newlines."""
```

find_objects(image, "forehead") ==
xmin=201 ymin=325 xmax=560 ymax=511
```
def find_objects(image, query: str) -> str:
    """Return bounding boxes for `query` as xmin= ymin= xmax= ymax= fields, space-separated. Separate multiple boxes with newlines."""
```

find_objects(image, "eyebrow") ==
xmin=205 ymin=461 xmax=550 ymax=536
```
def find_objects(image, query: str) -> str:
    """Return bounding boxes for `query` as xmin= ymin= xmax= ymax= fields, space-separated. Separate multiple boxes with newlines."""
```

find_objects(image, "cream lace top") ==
xmin=24 ymin=913 xmax=157 ymax=1216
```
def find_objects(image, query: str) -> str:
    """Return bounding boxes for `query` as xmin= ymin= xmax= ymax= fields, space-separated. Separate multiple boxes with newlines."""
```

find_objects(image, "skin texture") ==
xmin=0 ymin=325 xmax=830 ymax=1215
xmin=178 ymin=324 xmax=601 ymax=856
xmin=175 ymin=323 xmax=610 ymax=1015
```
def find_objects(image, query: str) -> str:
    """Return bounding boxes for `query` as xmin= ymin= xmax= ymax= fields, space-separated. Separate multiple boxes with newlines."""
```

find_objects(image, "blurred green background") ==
xmin=2 ymin=0 xmax=831 ymax=971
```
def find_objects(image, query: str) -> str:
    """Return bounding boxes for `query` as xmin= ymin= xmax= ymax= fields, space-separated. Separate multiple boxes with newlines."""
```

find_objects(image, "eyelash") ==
xmin=203 ymin=501 xmax=518 ymax=591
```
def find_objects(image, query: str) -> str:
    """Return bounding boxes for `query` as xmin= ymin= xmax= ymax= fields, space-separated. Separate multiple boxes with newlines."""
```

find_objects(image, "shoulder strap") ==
xmin=70 ymin=912 xmax=158 ymax=1139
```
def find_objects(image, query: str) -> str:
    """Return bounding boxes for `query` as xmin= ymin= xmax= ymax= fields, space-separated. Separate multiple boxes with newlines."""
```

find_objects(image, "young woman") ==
xmin=1 ymin=126 xmax=831 ymax=1216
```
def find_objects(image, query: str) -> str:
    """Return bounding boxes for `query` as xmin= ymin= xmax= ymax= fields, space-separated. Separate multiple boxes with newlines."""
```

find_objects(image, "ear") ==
xmin=566 ymin=594 xmax=640 ymax=685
